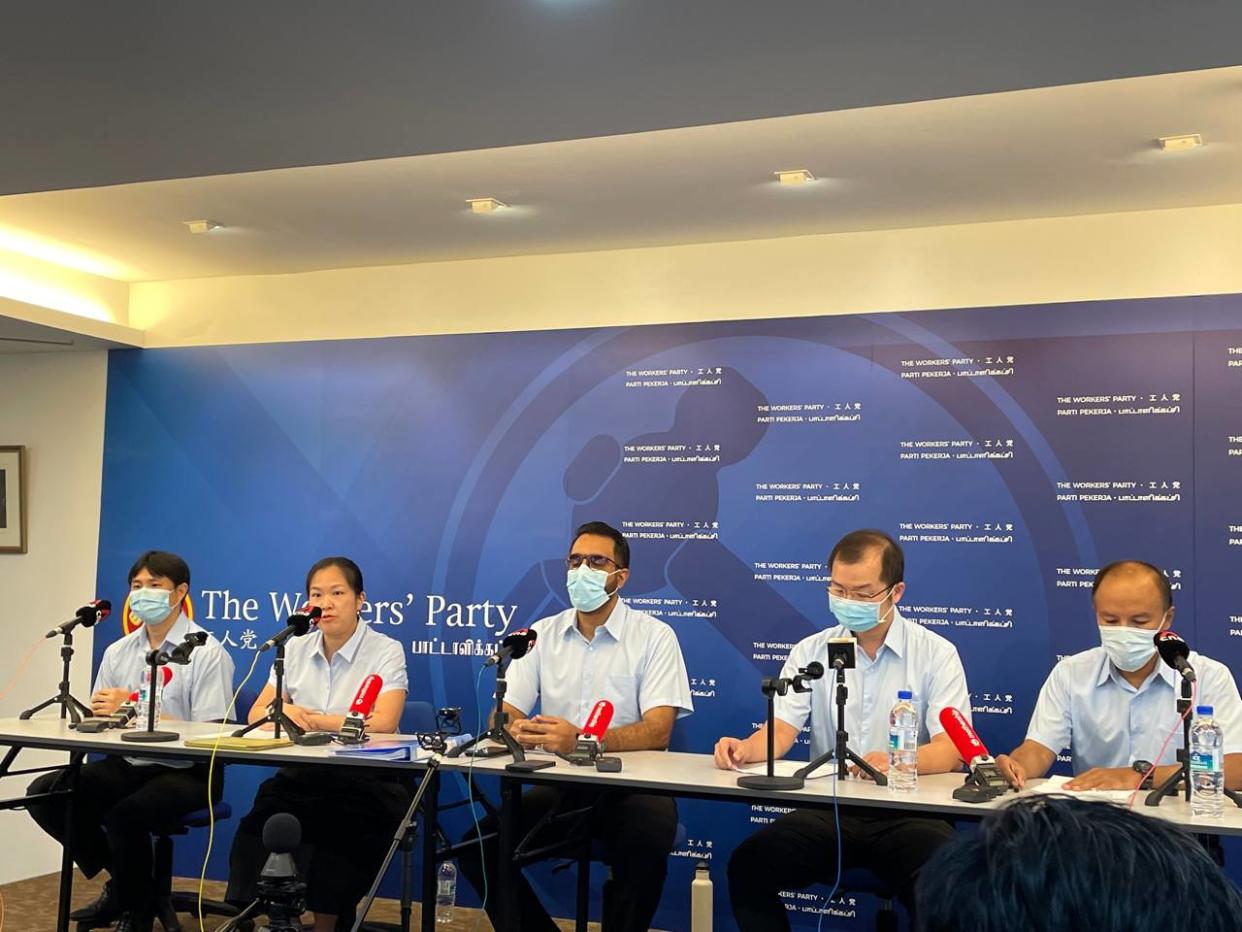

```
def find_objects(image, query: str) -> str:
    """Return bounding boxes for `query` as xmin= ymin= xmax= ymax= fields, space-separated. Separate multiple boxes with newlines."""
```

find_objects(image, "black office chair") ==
xmin=833 ymin=868 xmax=900 ymax=932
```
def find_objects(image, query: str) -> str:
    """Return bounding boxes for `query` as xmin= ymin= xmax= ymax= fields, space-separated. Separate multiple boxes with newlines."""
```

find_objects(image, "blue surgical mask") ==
xmin=566 ymin=564 xmax=617 ymax=613
xmin=1099 ymin=625 xmax=1158 ymax=672
xmin=129 ymin=588 xmax=175 ymax=626
xmin=829 ymin=588 xmax=895 ymax=633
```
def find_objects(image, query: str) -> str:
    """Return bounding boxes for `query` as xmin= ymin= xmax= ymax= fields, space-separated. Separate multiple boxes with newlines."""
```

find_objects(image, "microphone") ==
xmin=110 ymin=691 xmax=142 ymax=727
xmin=259 ymin=812 xmax=302 ymax=882
xmin=338 ymin=674 xmax=383 ymax=744
xmin=938 ymin=707 xmax=1010 ymax=803
xmin=46 ymin=600 xmax=112 ymax=639
xmin=167 ymin=630 xmax=208 ymax=665
xmin=792 ymin=661 xmax=824 ymax=693
xmin=483 ymin=628 xmax=538 ymax=667
xmin=567 ymin=699 xmax=616 ymax=767
xmin=1155 ymin=630 xmax=1196 ymax=683
xmin=259 ymin=605 xmax=322 ymax=652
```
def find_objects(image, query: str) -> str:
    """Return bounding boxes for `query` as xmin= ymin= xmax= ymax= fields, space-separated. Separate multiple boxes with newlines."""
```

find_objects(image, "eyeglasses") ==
xmin=826 ymin=580 xmax=892 ymax=602
xmin=567 ymin=553 xmax=620 ymax=571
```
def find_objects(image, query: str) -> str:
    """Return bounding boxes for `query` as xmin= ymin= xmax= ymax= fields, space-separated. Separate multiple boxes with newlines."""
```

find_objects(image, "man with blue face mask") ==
xmin=716 ymin=529 xmax=971 ymax=930
xmin=457 ymin=521 xmax=693 ymax=932
xmin=996 ymin=560 xmax=1242 ymax=792
xmin=25 ymin=550 xmax=235 ymax=932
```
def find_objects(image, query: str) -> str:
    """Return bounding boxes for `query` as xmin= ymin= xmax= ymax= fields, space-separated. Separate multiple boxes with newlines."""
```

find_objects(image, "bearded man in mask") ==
xmin=716 ymin=529 xmax=971 ymax=930
xmin=997 ymin=559 xmax=1242 ymax=792
xmin=456 ymin=521 xmax=693 ymax=932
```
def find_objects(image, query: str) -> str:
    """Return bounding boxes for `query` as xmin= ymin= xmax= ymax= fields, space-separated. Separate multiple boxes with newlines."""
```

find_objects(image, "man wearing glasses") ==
xmin=457 ymin=520 xmax=693 ymax=932
xmin=715 ymin=529 xmax=969 ymax=930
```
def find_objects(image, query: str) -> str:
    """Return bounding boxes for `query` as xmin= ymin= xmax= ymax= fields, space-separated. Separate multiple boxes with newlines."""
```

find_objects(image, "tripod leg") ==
xmin=1144 ymin=767 xmax=1183 ymax=806
xmin=19 ymin=695 xmax=59 ymax=721
xmin=846 ymin=749 xmax=888 ymax=786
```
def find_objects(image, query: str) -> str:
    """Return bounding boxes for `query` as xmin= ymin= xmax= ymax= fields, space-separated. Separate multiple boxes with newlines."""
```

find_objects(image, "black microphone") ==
xmin=483 ymin=628 xmax=538 ymax=667
xmin=167 ymin=630 xmax=208 ymax=664
xmin=792 ymin=661 xmax=824 ymax=693
xmin=259 ymin=606 xmax=322 ymax=653
xmin=45 ymin=600 xmax=112 ymax=639
xmin=1155 ymin=630 xmax=1196 ymax=683
xmin=260 ymin=813 xmax=302 ymax=881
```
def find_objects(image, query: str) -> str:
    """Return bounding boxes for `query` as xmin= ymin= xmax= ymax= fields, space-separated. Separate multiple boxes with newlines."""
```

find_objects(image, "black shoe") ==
xmin=69 ymin=880 xmax=122 ymax=923
xmin=112 ymin=908 xmax=154 ymax=932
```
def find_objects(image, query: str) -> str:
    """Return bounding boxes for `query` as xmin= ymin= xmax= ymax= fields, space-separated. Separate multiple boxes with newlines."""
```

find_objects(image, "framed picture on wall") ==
xmin=0 ymin=446 xmax=27 ymax=554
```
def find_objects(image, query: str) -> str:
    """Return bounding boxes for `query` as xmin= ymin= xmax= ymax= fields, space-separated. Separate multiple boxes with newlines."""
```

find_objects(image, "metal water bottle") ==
xmin=691 ymin=859 xmax=713 ymax=932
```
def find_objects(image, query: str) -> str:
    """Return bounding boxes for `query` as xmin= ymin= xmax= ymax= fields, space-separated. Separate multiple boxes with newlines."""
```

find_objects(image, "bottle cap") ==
xmin=897 ymin=689 xmax=912 ymax=700
xmin=1197 ymin=705 xmax=1214 ymax=716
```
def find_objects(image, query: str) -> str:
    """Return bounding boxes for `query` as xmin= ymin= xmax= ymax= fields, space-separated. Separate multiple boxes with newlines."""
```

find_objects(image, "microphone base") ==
xmin=458 ymin=745 xmax=512 ymax=759
xmin=951 ymin=784 xmax=1005 ymax=804
xmin=121 ymin=729 xmax=180 ymax=743
xmin=505 ymin=759 xmax=556 ymax=773
xmin=737 ymin=774 xmax=805 ymax=791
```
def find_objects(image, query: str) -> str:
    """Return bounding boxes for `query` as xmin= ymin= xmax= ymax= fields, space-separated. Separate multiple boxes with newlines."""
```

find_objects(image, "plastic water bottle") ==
xmin=888 ymin=690 xmax=919 ymax=794
xmin=435 ymin=860 xmax=457 ymax=923
xmin=691 ymin=859 xmax=713 ymax=932
xmin=136 ymin=666 xmax=163 ymax=730
xmin=1190 ymin=705 xmax=1224 ymax=819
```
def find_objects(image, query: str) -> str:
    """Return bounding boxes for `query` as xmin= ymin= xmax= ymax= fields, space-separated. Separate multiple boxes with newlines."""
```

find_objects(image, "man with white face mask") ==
xmin=25 ymin=550 xmax=234 ymax=932
xmin=717 ymin=529 xmax=970 ymax=930
xmin=997 ymin=560 xmax=1242 ymax=792
xmin=457 ymin=521 xmax=693 ymax=932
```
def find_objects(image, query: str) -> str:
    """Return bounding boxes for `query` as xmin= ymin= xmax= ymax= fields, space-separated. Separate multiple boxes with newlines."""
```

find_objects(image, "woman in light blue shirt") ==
xmin=226 ymin=556 xmax=409 ymax=932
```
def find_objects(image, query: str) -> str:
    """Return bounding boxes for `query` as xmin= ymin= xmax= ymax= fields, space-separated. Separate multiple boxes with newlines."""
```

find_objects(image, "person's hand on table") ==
xmin=849 ymin=751 xmax=890 ymax=780
xmin=714 ymin=737 xmax=750 ymax=770
xmin=90 ymin=687 xmax=130 ymax=717
xmin=995 ymin=754 xmax=1026 ymax=790
xmin=512 ymin=715 xmax=579 ymax=755
xmin=1063 ymin=767 xmax=1141 ymax=791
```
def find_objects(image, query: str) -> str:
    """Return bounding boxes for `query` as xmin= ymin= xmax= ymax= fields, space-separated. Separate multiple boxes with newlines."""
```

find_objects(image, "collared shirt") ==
xmin=1026 ymin=646 xmax=1242 ymax=773
xmin=95 ymin=613 xmax=236 ymax=768
xmin=773 ymin=610 xmax=971 ymax=760
xmin=274 ymin=622 xmax=407 ymax=714
xmin=505 ymin=598 xmax=693 ymax=729
xmin=95 ymin=613 xmax=236 ymax=723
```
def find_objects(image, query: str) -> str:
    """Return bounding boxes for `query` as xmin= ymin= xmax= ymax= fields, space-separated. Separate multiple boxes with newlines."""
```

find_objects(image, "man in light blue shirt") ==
xmin=458 ymin=521 xmax=693 ymax=932
xmin=715 ymin=530 xmax=970 ymax=931
xmin=26 ymin=551 xmax=235 ymax=932
xmin=997 ymin=560 xmax=1242 ymax=792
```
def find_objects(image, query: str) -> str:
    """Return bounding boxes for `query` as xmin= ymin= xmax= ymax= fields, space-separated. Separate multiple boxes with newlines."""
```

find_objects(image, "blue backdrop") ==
xmin=94 ymin=293 xmax=1242 ymax=929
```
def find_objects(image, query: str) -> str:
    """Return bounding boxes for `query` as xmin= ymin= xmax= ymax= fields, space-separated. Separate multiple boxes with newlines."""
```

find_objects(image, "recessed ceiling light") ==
xmin=774 ymin=169 xmax=815 ymax=186
xmin=466 ymin=197 xmax=509 ymax=213
xmin=183 ymin=219 xmax=225 ymax=234
xmin=1156 ymin=133 xmax=1203 ymax=152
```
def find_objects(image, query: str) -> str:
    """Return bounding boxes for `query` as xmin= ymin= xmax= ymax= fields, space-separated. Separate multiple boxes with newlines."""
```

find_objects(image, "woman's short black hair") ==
xmin=571 ymin=521 xmax=630 ymax=569
xmin=305 ymin=556 xmax=365 ymax=596
xmin=127 ymin=550 xmax=191 ymax=589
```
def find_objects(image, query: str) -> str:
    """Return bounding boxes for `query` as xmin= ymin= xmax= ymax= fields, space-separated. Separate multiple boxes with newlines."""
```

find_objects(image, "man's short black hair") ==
xmin=571 ymin=521 xmax=630 ymax=569
xmin=828 ymin=529 xmax=904 ymax=587
xmin=916 ymin=795 xmax=1242 ymax=932
xmin=1092 ymin=560 xmax=1173 ymax=611
xmin=305 ymin=556 xmax=365 ymax=596
xmin=127 ymin=550 xmax=190 ymax=589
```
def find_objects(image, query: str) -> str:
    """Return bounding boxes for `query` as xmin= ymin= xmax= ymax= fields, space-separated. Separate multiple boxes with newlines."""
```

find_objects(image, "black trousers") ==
xmin=26 ymin=756 xmax=222 ymax=912
xmin=457 ymin=785 xmax=678 ymax=932
xmin=226 ymin=766 xmax=411 ymax=926
xmin=728 ymin=809 xmax=955 ymax=932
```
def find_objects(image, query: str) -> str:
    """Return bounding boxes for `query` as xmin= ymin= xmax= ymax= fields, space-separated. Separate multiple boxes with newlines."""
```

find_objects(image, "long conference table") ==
xmin=4 ymin=717 xmax=1242 ymax=932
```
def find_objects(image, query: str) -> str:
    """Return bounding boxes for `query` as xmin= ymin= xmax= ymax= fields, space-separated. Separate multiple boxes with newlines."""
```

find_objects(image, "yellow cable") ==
xmin=198 ymin=649 xmax=262 ymax=932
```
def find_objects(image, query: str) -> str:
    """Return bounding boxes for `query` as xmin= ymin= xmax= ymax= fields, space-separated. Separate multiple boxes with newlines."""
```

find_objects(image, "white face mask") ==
xmin=1098 ymin=625 xmax=1158 ymax=672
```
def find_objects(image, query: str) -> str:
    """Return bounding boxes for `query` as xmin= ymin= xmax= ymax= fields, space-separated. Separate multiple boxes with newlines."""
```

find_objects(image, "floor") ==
xmin=0 ymin=872 xmax=601 ymax=932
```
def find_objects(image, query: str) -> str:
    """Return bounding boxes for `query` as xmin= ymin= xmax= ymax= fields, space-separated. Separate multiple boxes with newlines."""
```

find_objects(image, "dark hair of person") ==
xmin=915 ymin=794 xmax=1242 ymax=932
xmin=127 ymin=550 xmax=191 ymax=589
xmin=305 ymin=556 xmax=365 ymax=596
xmin=828 ymin=529 xmax=904 ymax=586
xmin=572 ymin=521 xmax=630 ymax=569
xmin=1092 ymin=560 xmax=1173 ymax=611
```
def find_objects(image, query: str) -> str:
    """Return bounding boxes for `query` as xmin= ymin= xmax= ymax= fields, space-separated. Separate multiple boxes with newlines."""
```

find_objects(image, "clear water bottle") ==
xmin=435 ymin=860 xmax=457 ymax=923
xmin=888 ymin=690 xmax=919 ymax=794
xmin=1190 ymin=705 xmax=1224 ymax=819
xmin=136 ymin=665 xmax=163 ymax=730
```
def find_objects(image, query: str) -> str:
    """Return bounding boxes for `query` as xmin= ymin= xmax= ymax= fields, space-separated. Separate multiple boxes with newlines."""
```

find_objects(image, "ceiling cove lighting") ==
xmin=466 ymin=197 xmax=509 ymax=213
xmin=1156 ymin=133 xmax=1203 ymax=152
xmin=183 ymin=219 xmax=225 ymax=234
xmin=773 ymin=169 xmax=815 ymax=186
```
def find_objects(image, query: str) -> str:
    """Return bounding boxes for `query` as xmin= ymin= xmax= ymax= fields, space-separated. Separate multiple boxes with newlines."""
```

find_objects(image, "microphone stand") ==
xmin=737 ymin=675 xmax=804 ymax=791
xmin=21 ymin=629 xmax=92 ymax=725
xmin=121 ymin=650 xmax=179 ymax=743
xmin=448 ymin=654 xmax=552 ymax=772
xmin=1146 ymin=675 xmax=1242 ymax=808
xmin=798 ymin=644 xmax=887 ymax=785
xmin=232 ymin=638 xmax=315 ymax=744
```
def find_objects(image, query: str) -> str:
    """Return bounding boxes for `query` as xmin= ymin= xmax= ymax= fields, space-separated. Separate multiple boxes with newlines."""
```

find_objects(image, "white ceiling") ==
xmin=0 ymin=65 xmax=1239 ymax=283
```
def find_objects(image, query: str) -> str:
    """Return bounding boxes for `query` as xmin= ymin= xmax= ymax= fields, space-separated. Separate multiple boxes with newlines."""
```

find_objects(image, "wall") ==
xmin=128 ymin=202 xmax=1242 ymax=347
xmin=0 ymin=351 xmax=107 ymax=884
